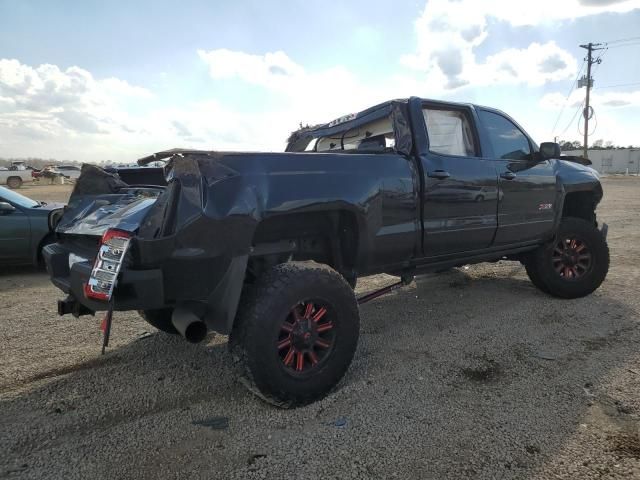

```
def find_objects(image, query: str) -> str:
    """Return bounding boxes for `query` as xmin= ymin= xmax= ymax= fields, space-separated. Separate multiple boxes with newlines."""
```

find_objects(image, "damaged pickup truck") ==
xmin=44 ymin=97 xmax=609 ymax=407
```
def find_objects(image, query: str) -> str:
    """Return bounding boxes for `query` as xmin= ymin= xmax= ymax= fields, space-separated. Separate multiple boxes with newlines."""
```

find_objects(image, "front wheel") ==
xmin=525 ymin=217 xmax=609 ymax=299
xmin=229 ymin=261 xmax=360 ymax=408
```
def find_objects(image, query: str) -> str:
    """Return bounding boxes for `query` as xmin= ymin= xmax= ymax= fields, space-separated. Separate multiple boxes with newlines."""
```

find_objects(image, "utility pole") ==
xmin=578 ymin=42 xmax=603 ymax=159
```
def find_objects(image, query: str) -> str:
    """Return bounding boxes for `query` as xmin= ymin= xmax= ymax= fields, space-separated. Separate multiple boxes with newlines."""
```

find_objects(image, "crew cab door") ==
xmin=420 ymin=105 xmax=499 ymax=256
xmin=476 ymin=109 xmax=557 ymax=245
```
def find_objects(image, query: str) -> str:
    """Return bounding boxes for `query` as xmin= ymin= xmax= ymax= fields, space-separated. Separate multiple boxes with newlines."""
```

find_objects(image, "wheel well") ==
xmin=248 ymin=211 xmax=359 ymax=281
xmin=7 ymin=176 xmax=22 ymax=187
xmin=36 ymin=233 xmax=55 ymax=265
xmin=562 ymin=191 xmax=596 ymax=224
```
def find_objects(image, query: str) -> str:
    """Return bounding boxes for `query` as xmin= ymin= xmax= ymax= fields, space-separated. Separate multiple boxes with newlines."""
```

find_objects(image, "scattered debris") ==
xmin=248 ymin=453 xmax=267 ymax=466
xmin=192 ymin=416 xmax=229 ymax=430
xmin=135 ymin=331 xmax=153 ymax=341
xmin=525 ymin=445 xmax=540 ymax=455
xmin=334 ymin=417 xmax=348 ymax=428
xmin=533 ymin=351 xmax=558 ymax=361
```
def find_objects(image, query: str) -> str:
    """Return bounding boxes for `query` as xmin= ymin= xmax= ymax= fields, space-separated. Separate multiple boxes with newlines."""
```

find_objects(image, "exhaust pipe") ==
xmin=171 ymin=305 xmax=208 ymax=343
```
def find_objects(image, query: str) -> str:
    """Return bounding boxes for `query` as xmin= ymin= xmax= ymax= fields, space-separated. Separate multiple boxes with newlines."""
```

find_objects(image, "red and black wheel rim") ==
xmin=277 ymin=300 xmax=335 ymax=374
xmin=552 ymin=236 xmax=592 ymax=280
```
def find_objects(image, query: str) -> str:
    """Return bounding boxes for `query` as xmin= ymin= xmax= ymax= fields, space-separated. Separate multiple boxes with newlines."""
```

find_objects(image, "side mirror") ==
xmin=539 ymin=142 xmax=561 ymax=160
xmin=0 ymin=201 xmax=16 ymax=214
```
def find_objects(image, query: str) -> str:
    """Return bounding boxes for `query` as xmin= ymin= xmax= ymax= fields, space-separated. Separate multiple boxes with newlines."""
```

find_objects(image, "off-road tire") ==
xmin=229 ymin=261 xmax=360 ymax=408
xmin=523 ymin=253 xmax=550 ymax=294
xmin=343 ymin=272 xmax=357 ymax=289
xmin=525 ymin=217 xmax=609 ymax=299
xmin=138 ymin=308 xmax=178 ymax=334
xmin=6 ymin=176 xmax=22 ymax=189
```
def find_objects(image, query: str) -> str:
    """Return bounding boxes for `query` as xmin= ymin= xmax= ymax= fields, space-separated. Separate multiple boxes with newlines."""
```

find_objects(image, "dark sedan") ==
xmin=0 ymin=187 xmax=64 ymax=266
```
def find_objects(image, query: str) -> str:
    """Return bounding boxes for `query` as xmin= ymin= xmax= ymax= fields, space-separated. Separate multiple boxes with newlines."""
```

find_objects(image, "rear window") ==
xmin=315 ymin=117 xmax=394 ymax=153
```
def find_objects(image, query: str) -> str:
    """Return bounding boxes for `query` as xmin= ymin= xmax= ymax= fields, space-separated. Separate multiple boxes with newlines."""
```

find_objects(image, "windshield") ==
xmin=0 ymin=186 xmax=40 ymax=208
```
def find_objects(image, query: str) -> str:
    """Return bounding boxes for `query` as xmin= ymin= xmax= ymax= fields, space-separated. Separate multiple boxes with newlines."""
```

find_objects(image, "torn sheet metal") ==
xmin=56 ymin=164 xmax=163 ymax=237
xmin=285 ymin=99 xmax=413 ymax=156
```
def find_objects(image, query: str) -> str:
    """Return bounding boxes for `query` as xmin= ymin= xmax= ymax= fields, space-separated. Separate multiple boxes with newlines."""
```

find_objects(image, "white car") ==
xmin=55 ymin=165 xmax=82 ymax=179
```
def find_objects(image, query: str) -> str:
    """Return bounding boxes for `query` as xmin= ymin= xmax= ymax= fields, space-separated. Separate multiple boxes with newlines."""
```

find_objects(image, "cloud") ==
xmin=400 ymin=0 xmax=639 ymax=89
xmin=539 ymin=55 xmax=568 ymax=74
xmin=171 ymin=120 xmax=191 ymax=137
xmin=56 ymin=109 xmax=105 ymax=134
xmin=197 ymin=48 xmax=392 ymax=123
xmin=3 ymin=0 xmax=640 ymax=161
xmin=541 ymin=89 xmax=640 ymax=110
xmin=0 ymin=58 xmax=152 ymax=140
xmin=197 ymin=49 xmax=305 ymax=91
xmin=579 ymin=0 xmax=631 ymax=6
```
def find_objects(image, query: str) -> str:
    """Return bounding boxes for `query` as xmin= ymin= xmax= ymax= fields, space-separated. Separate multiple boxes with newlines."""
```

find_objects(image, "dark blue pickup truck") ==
xmin=44 ymin=97 xmax=609 ymax=407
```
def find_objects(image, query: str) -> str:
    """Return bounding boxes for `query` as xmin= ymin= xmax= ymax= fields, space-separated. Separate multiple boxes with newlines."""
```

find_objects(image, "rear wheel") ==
xmin=229 ymin=261 xmax=359 ymax=407
xmin=138 ymin=309 xmax=178 ymax=334
xmin=6 ymin=177 xmax=22 ymax=189
xmin=525 ymin=217 xmax=609 ymax=298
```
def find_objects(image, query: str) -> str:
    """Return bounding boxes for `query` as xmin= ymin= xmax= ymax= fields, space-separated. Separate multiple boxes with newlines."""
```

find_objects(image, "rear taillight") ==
xmin=84 ymin=229 xmax=132 ymax=301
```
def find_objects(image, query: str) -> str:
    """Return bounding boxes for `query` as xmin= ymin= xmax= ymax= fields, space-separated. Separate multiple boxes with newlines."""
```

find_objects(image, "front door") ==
xmin=0 ymin=204 xmax=31 ymax=261
xmin=421 ymin=106 xmax=499 ymax=256
xmin=477 ymin=109 xmax=557 ymax=245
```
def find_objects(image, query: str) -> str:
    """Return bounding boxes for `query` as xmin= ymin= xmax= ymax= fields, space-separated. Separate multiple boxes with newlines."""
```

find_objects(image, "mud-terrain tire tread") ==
xmin=138 ymin=309 xmax=178 ymax=334
xmin=527 ymin=217 xmax=609 ymax=299
xmin=524 ymin=255 xmax=551 ymax=294
xmin=229 ymin=261 xmax=359 ymax=408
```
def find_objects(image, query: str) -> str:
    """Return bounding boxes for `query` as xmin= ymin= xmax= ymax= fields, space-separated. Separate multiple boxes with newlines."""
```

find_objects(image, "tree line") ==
xmin=0 ymin=158 xmax=87 ymax=170
xmin=559 ymin=140 xmax=639 ymax=151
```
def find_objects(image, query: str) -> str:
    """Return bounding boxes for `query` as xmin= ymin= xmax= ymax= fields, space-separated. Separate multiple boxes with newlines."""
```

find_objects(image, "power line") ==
xmin=596 ymin=82 xmax=640 ymax=89
xmin=551 ymin=60 xmax=586 ymax=136
xmin=602 ymin=36 xmax=640 ymax=44
xmin=558 ymin=99 xmax=584 ymax=138
xmin=578 ymin=109 xmax=597 ymax=137
xmin=605 ymin=42 xmax=640 ymax=49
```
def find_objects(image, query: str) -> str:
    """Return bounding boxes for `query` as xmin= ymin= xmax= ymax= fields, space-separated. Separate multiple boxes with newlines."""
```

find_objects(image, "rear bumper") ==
xmin=43 ymin=243 xmax=165 ymax=313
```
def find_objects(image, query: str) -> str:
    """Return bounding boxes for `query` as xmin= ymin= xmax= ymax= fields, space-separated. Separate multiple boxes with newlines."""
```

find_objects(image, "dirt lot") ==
xmin=1 ymin=179 xmax=639 ymax=479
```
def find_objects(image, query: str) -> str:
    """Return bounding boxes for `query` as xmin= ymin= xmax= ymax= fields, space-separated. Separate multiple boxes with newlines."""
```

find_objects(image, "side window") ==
xmin=422 ymin=108 xmax=477 ymax=157
xmin=478 ymin=110 xmax=532 ymax=160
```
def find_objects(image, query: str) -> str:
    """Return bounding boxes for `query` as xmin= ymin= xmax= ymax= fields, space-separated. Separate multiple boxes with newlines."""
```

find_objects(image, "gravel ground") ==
xmin=1 ymin=178 xmax=639 ymax=479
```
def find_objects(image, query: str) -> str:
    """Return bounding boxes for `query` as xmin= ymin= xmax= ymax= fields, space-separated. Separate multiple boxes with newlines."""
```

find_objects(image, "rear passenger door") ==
xmin=421 ymin=105 xmax=499 ymax=256
xmin=477 ymin=109 xmax=557 ymax=246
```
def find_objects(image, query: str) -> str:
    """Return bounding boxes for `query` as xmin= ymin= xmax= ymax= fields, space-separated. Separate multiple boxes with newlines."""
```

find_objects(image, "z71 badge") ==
xmin=538 ymin=203 xmax=553 ymax=210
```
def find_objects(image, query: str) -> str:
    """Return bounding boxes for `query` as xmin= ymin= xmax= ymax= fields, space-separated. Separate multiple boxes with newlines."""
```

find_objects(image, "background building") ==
xmin=565 ymin=148 xmax=640 ymax=175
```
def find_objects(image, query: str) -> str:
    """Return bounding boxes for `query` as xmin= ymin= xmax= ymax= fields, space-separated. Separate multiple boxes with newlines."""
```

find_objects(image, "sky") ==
xmin=1 ymin=0 xmax=639 ymax=163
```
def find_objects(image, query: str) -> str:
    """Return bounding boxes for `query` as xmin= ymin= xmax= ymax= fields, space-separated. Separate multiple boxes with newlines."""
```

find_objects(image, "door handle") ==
xmin=428 ymin=170 xmax=451 ymax=180
xmin=500 ymin=171 xmax=516 ymax=180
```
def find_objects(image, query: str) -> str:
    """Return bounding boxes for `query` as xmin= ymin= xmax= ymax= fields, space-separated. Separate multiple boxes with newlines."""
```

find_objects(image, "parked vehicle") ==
xmin=0 ymin=169 xmax=33 ymax=189
xmin=0 ymin=186 xmax=64 ymax=265
xmin=56 ymin=165 xmax=82 ymax=179
xmin=44 ymin=97 xmax=609 ymax=407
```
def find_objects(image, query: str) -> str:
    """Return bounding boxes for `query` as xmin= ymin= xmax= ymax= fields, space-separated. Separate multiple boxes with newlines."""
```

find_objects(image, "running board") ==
xmin=357 ymin=275 xmax=414 ymax=305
